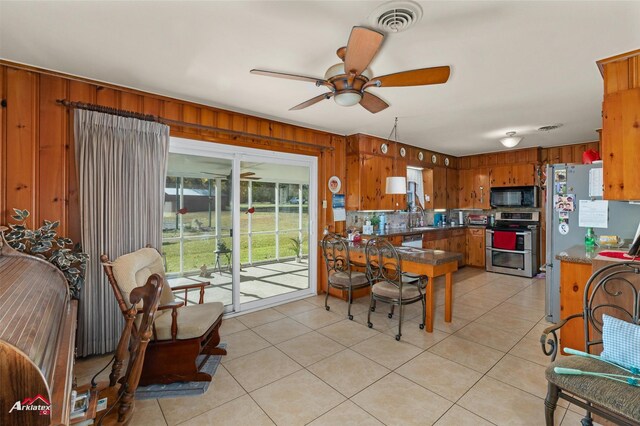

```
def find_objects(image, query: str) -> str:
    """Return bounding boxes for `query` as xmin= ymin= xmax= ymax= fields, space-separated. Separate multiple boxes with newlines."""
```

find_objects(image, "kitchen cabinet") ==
xmin=458 ymin=168 xmax=490 ymax=209
xmin=423 ymin=167 xmax=448 ymax=210
xmin=597 ymin=50 xmax=640 ymax=200
xmin=559 ymin=260 xmax=592 ymax=354
xmin=422 ymin=228 xmax=465 ymax=267
xmin=465 ymin=227 xmax=485 ymax=267
xmin=490 ymin=164 xmax=535 ymax=187
xmin=446 ymin=168 xmax=459 ymax=209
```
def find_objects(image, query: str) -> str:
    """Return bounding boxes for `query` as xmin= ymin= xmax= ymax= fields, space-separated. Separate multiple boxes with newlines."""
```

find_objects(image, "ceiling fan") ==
xmin=201 ymin=171 xmax=262 ymax=180
xmin=250 ymin=26 xmax=450 ymax=113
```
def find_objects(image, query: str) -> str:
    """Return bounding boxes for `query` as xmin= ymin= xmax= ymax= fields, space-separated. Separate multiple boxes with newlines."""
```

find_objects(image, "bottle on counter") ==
xmin=379 ymin=213 xmax=386 ymax=233
xmin=585 ymin=227 xmax=596 ymax=248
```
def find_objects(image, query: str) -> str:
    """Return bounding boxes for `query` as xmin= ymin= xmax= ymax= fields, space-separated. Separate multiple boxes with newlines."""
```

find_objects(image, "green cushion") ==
xmin=546 ymin=355 xmax=640 ymax=421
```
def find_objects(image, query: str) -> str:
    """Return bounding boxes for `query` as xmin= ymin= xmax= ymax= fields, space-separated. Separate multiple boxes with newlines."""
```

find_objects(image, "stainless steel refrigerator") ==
xmin=545 ymin=163 xmax=640 ymax=323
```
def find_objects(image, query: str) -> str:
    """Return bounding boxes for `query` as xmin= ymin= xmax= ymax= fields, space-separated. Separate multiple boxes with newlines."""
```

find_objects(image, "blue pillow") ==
xmin=601 ymin=314 xmax=640 ymax=371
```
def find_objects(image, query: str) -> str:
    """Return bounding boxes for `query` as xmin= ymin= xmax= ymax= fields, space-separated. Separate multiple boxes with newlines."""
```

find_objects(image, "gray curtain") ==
xmin=74 ymin=109 xmax=169 ymax=356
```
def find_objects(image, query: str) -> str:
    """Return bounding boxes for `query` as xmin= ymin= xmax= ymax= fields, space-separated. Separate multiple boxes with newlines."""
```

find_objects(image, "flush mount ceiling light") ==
xmin=500 ymin=131 xmax=523 ymax=148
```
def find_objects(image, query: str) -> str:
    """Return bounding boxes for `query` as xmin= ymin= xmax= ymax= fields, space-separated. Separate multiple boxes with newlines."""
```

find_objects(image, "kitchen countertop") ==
xmin=555 ymin=244 xmax=631 ymax=264
xmin=347 ymin=241 xmax=463 ymax=266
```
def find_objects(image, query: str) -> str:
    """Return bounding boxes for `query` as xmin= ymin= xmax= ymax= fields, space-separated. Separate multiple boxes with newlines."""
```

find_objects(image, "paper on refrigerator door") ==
xmin=578 ymin=200 xmax=608 ymax=228
xmin=589 ymin=168 xmax=603 ymax=197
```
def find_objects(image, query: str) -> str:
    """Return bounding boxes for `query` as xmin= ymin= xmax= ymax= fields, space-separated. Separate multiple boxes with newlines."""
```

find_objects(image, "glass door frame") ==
xmin=169 ymin=137 xmax=318 ymax=315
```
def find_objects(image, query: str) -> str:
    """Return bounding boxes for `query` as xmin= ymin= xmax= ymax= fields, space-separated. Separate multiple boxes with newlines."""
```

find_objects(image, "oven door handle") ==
xmin=486 ymin=230 xmax=529 ymax=236
xmin=488 ymin=247 xmax=530 ymax=254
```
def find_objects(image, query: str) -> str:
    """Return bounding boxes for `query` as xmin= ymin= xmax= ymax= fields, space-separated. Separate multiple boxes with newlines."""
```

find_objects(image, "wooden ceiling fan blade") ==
xmin=360 ymin=91 xmax=389 ymax=114
xmin=373 ymin=66 xmax=451 ymax=87
xmin=250 ymin=69 xmax=326 ymax=85
xmin=289 ymin=93 xmax=333 ymax=111
xmin=344 ymin=27 xmax=384 ymax=76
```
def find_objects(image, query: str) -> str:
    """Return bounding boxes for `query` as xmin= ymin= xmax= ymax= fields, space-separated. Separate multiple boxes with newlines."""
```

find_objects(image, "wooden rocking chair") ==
xmin=102 ymin=247 xmax=226 ymax=386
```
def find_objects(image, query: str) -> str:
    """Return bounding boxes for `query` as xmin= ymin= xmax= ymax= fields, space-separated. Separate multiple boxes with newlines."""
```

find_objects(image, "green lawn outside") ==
xmin=162 ymin=210 xmax=309 ymax=273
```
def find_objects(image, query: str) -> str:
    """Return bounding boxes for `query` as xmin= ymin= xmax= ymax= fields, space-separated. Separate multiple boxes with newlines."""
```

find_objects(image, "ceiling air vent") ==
xmin=368 ymin=1 xmax=423 ymax=33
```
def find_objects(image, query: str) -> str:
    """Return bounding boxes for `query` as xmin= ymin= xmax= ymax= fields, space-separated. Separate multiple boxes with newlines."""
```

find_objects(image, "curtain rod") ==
xmin=56 ymin=99 xmax=334 ymax=152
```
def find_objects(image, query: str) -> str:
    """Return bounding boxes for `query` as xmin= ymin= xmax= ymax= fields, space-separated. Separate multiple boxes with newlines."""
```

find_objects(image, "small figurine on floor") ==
xmin=199 ymin=264 xmax=212 ymax=278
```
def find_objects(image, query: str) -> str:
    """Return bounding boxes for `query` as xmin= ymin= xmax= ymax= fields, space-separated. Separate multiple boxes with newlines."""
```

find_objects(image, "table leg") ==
xmin=445 ymin=272 xmax=453 ymax=322
xmin=425 ymin=276 xmax=434 ymax=332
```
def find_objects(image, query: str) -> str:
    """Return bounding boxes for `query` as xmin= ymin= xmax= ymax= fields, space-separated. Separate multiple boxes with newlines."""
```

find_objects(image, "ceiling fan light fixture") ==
xmin=334 ymin=91 xmax=362 ymax=107
xmin=500 ymin=131 xmax=523 ymax=148
xmin=324 ymin=63 xmax=373 ymax=81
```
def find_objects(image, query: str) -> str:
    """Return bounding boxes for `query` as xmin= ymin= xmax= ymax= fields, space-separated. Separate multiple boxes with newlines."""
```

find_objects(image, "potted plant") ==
xmin=288 ymin=236 xmax=304 ymax=263
xmin=370 ymin=214 xmax=380 ymax=231
xmin=3 ymin=209 xmax=88 ymax=299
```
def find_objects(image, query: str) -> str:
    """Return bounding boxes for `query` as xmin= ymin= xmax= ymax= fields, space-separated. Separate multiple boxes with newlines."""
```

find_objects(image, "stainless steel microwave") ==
xmin=490 ymin=186 xmax=539 ymax=208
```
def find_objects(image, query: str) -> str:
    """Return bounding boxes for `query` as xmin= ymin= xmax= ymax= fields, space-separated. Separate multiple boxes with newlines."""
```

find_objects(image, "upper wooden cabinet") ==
xmin=446 ymin=168 xmax=459 ymax=209
xmin=490 ymin=164 xmax=535 ymax=187
xmin=597 ymin=50 xmax=640 ymax=200
xmin=423 ymin=167 xmax=448 ymax=210
xmin=346 ymin=134 xmax=405 ymax=210
xmin=458 ymin=168 xmax=490 ymax=209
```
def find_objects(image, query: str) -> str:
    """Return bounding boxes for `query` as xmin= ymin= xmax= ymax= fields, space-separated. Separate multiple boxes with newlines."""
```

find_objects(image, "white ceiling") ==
xmin=1 ymin=1 xmax=639 ymax=155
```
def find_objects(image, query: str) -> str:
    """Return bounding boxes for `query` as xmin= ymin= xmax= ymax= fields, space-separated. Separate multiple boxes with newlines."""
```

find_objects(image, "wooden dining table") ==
xmin=347 ymin=243 xmax=463 ymax=332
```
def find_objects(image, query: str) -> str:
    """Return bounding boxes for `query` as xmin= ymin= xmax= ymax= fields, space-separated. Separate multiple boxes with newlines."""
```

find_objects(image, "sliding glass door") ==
xmin=163 ymin=138 xmax=317 ymax=314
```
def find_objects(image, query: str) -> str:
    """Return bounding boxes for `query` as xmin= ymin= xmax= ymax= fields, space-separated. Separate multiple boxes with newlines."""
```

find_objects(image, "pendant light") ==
xmin=500 ymin=131 xmax=523 ymax=148
xmin=385 ymin=117 xmax=407 ymax=194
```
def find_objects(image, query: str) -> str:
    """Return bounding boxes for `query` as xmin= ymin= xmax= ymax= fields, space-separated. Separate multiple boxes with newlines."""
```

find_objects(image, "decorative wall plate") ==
xmin=444 ymin=157 xmax=450 ymax=166
xmin=328 ymin=176 xmax=341 ymax=193
xmin=399 ymin=147 xmax=406 ymax=157
xmin=431 ymin=154 xmax=437 ymax=164
xmin=417 ymin=151 xmax=424 ymax=161
xmin=380 ymin=143 xmax=388 ymax=154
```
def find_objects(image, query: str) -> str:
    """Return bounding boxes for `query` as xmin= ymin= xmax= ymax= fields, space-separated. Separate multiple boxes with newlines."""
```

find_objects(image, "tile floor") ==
xmin=77 ymin=268 xmax=597 ymax=425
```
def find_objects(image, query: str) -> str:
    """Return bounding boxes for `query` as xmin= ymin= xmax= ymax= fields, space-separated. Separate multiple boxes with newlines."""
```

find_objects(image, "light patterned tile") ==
xmin=220 ymin=329 xmax=271 ymax=363
xmin=308 ymin=400 xmax=384 ymax=426
xmin=352 ymin=373 xmax=452 ymax=426
xmin=351 ymin=333 xmax=423 ymax=370
xmin=458 ymin=376 xmax=566 ymax=426
xmin=180 ymin=394 xmax=274 ymax=426
xmin=219 ymin=317 xmax=248 ymax=337
xmin=290 ymin=307 xmax=343 ymax=329
xmin=307 ymin=349 xmax=390 ymax=397
xmin=251 ymin=370 xmax=345 ymax=426
xmin=236 ymin=308 xmax=286 ymax=328
xmin=252 ymin=317 xmax=312 ymax=344
xmin=397 ymin=352 xmax=482 ymax=402
xmin=429 ymin=335 xmax=504 ymax=374
xmin=455 ymin=322 xmax=521 ymax=352
xmin=130 ymin=398 xmax=167 ymax=426
xmin=276 ymin=331 xmax=345 ymax=367
xmin=434 ymin=405 xmax=494 ymax=426
xmin=475 ymin=311 xmax=538 ymax=336
xmin=316 ymin=319 xmax=379 ymax=347
xmin=158 ymin=365 xmax=245 ymax=425
xmin=273 ymin=299 xmax=317 ymax=316
xmin=224 ymin=346 xmax=301 ymax=392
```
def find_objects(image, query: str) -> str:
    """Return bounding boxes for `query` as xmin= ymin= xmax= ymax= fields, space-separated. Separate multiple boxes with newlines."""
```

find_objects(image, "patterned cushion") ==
xmin=372 ymin=281 xmax=421 ymax=300
xmin=153 ymin=301 xmax=224 ymax=340
xmin=111 ymin=248 xmax=174 ymax=307
xmin=601 ymin=314 xmax=640 ymax=371
xmin=328 ymin=271 xmax=369 ymax=288
xmin=546 ymin=355 xmax=640 ymax=421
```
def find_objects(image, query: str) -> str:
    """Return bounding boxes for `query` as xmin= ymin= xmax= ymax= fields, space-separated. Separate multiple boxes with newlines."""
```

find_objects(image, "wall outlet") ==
xmin=425 ymin=195 xmax=430 ymax=202
xmin=322 ymin=200 xmax=327 ymax=208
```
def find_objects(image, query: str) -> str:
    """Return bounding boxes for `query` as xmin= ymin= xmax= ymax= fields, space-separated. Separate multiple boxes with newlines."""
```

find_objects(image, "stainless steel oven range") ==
xmin=486 ymin=211 xmax=539 ymax=278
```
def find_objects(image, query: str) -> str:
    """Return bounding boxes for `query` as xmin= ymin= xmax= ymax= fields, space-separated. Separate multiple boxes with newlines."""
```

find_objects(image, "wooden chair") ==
xmin=96 ymin=272 xmax=164 ymax=424
xmin=541 ymin=261 xmax=640 ymax=425
xmin=365 ymin=238 xmax=427 ymax=341
xmin=102 ymin=247 xmax=226 ymax=386
xmin=321 ymin=233 xmax=371 ymax=320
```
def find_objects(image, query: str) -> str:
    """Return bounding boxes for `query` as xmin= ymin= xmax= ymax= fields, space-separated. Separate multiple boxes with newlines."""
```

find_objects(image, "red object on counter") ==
xmin=493 ymin=231 xmax=517 ymax=250
xmin=599 ymin=251 xmax=637 ymax=260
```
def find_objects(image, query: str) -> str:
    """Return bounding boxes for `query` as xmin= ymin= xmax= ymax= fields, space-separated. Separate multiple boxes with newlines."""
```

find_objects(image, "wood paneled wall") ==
xmin=0 ymin=62 xmax=346 ymax=293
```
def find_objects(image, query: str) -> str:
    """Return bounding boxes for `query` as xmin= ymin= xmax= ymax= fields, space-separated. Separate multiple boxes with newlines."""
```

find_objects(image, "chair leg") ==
xmin=371 ymin=299 xmax=376 ymax=312
xmin=347 ymin=287 xmax=353 ymax=320
xmin=325 ymin=285 xmax=331 ymax=311
xmin=396 ymin=304 xmax=403 ymax=341
xmin=389 ymin=304 xmax=395 ymax=319
xmin=544 ymin=382 xmax=560 ymax=426
xmin=367 ymin=295 xmax=374 ymax=328
xmin=580 ymin=409 xmax=593 ymax=426
xmin=419 ymin=295 xmax=426 ymax=330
